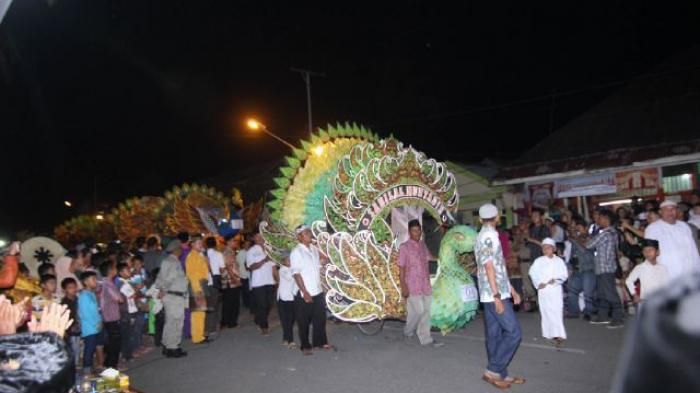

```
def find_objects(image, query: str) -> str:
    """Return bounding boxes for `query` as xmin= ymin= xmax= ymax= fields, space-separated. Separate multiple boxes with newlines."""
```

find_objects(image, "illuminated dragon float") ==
xmin=261 ymin=123 xmax=479 ymax=333
xmin=54 ymin=186 xmax=263 ymax=247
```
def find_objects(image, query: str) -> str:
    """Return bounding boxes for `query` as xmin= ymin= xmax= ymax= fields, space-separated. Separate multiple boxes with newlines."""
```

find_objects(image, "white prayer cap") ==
xmin=295 ymin=224 xmax=311 ymax=235
xmin=478 ymin=203 xmax=499 ymax=220
xmin=542 ymin=238 xmax=556 ymax=247
xmin=660 ymin=200 xmax=677 ymax=209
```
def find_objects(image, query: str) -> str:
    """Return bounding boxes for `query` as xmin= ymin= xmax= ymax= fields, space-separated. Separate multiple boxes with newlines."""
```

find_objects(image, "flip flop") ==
xmin=482 ymin=374 xmax=511 ymax=390
xmin=504 ymin=376 xmax=526 ymax=385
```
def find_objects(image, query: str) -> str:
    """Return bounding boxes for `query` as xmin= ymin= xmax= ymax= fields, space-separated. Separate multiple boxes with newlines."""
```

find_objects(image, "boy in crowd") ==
xmin=61 ymin=277 xmax=82 ymax=368
xmin=78 ymin=271 xmax=103 ymax=375
xmin=32 ymin=274 xmax=59 ymax=318
xmin=529 ymin=238 xmax=568 ymax=347
xmin=275 ymin=255 xmax=296 ymax=348
xmin=99 ymin=261 xmax=123 ymax=369
xmin=625 ymin=239 xmax=669 ymax=306
xmin=117 ymin=262 xmax=142 ymax=361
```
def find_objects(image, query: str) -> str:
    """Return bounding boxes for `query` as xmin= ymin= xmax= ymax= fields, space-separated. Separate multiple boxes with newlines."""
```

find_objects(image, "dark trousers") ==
xmin=294 ymin=293 xmax=327 ymax=350
xmin=221 ymin=287 xmax=241 ymax=328
xmin=567 ymin=270 xmax=597 ymax=317
xmin=119 ymin=314 xmax=135 ymax=361
xmin=278 ymin=299 xmax=295 ymax=343
xmin=205 ymin=286 xmax=221 ymax=335
xmin=240 ymin=279 xmax=252 ymax=309
xmin=252 ymin=285 xmax=275 ymax=329
xmin=483 ymin=299 xmax=522 ymax=378
xmin=154 ymin=310 xmax=165 ymax=347
xmin=104 ymin=321 xmax=121 ymax=368
xmin=595 ymin=273 xmax=623 ymax=323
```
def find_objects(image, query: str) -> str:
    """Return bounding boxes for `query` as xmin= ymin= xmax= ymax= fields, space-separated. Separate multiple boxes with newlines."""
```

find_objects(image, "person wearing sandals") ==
xmin=475 ymin=203 xmax=526 ymax=389
xmin=275 ymin=254 xmax=297 ymax=349
xmin=291 ymin=225 xmax=332 ymax=355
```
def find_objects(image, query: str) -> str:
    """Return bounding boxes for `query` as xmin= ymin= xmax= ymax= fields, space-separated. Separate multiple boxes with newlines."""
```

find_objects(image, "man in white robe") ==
xmin=644 ymin=200 xmax=700 ymax=281
xmin=529 ymin=238 xmax=568 ymax=344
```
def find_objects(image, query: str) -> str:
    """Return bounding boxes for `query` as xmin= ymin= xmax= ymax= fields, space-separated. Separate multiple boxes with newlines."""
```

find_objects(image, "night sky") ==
xmin=2 ymin=1 xmax=700 ymax=237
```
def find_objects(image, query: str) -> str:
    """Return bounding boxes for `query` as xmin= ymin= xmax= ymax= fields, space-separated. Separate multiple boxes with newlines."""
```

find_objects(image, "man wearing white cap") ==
xmin=474 ymin=203 xmax=525 ymax=390
xmin=644 ymin=200 xmax=700 ymax=281
xmin=529 ymin=238 xmax=568 ymax=346
xmin=290 ymin=225 xmax=332 ymax=355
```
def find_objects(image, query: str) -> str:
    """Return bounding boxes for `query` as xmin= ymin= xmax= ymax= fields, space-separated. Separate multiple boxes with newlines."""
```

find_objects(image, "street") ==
xmin=126 ymin=309 xmax=626 ymax=393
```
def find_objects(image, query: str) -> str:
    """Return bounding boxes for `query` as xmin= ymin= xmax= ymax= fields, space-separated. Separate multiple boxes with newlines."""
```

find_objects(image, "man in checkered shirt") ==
xmin=585 ymin=209 xmax=624 ymax=329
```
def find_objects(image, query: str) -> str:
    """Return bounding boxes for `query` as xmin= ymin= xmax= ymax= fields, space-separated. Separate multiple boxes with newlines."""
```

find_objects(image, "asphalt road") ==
xmin=126 ymin=309 xmax=627 ymax=393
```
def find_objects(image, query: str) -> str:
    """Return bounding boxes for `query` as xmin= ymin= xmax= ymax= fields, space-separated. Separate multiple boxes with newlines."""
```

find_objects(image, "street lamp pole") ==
xmin=260 ymin=125 xmax=296 ymax=150
xmin=246 ymin=119 xmax=296 ymax=150
xmin=291 ymin=67 xmax=325 ymax=137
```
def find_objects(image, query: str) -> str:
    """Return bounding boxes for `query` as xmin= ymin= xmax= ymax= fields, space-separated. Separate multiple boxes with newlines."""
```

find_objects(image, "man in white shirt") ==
xmin=246 ymin=231 xmax=276 ymax=336
xmin=625 ymin=239 xmax=669 ymax=303
xmin=205 ymin=237 xmax=224 ymax=336
xmin=644 ymin=200 xmax=700 ymax=281
xmin=237 ymin=238 xmax=252 ymax=311
xmin=290 ymin=225 xmax=331 ymax=355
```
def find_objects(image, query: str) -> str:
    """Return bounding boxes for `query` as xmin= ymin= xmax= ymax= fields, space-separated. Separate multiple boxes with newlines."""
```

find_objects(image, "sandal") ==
xmin=504 ymin=376 xmax=526 ymax=385
xmin=482 ymin=374 xmax=511 ymax=390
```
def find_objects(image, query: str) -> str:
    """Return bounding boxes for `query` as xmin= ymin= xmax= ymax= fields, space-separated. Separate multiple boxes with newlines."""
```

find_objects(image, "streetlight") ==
xmin=245 ymin=118 xmax=296 ymax=150
xmin=64 ymin=200 xmax=72 ymax=207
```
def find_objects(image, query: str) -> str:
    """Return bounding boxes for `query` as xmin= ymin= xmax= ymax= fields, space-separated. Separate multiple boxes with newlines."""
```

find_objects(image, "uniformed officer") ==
xmin=156 ymin=240 xmax=189 ymax=358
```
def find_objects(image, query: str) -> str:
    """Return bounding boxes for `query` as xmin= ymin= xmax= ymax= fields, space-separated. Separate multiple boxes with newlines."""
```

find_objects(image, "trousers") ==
xmin=252 ymin=285 xmax=275 ymax=329
xmin=221 ymin=287 xmax=241 ymax=328
xmin=404 ymin=295 xmax=433 ymax=345
xmin=278 ymin=299 xmax=295 ymax=343
xmin=163 ymin=294 xmax=186 ymax=349
xmin=104 ymin=321 xmax=121 ymax=368
xmin=294 ymin=293 xmax=327 ymax=350
xmin=483 ymin=299 xmax=522 ymax=378
xmin=595 ymin=273 xmax=624 ymax=323
xmin=567 ymin=270 xmax=596 ymax=316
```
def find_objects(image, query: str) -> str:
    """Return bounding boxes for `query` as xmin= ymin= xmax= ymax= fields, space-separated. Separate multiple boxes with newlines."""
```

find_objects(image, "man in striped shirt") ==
xmin=585 ymin=210 xmax=624 ymax=329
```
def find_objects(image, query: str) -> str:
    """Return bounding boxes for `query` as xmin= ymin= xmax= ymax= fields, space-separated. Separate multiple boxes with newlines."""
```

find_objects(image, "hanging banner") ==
xmin=528 ymin=182 xmax=554 ymax=208
xmin=554 ymin=173 xmax=617 ymax=198
xmin=615 ymin=168 xmax=660 ymax=197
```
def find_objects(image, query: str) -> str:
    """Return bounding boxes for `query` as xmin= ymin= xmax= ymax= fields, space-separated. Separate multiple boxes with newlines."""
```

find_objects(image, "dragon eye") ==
xmin=454 ymin=233 xmax=464 ymax=241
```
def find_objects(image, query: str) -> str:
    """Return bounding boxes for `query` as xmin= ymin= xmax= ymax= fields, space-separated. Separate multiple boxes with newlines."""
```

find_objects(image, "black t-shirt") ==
xmin=60 ymin=297 xmax=81 ymax=337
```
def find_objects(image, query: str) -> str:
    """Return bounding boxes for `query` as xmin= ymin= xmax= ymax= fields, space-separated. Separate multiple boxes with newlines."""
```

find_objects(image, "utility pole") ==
xmin=290 ymin=67 xmax=325 ymax=137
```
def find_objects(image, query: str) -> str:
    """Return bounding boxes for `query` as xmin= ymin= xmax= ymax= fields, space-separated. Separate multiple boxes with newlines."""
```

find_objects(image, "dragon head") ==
xmin=440 ymin=225 xmax=478 ymax=255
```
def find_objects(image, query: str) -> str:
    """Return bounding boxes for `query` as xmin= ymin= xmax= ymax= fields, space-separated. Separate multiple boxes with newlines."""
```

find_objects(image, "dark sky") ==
xmin=2 ymin=1 xmax=700 ymax=236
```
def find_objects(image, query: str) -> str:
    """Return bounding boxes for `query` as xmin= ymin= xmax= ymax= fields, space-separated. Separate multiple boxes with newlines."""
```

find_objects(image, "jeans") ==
xmin=483 ymin=299 xmax=522 ymax=378
xmin=66 ymin=335 xmax=81 ymax=368
xmin=82 ymin=332 xmax=102 ymax=373
xmin=595 ymin=273 xmax=624 ymax=323
xmin=567 ymin=270 xmax=596 ymax=316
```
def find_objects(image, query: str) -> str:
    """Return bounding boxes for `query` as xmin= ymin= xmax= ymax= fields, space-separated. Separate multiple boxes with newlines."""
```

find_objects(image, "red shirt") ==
xmin=398 ymin=239 xmax=432 ymax=296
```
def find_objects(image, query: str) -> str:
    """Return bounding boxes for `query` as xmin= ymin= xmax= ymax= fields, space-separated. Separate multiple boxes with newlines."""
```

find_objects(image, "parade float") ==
xmin=261 ymin=123 xmax=479 ymax=333
xmin=54 ymin=186 xmax=262 ymax=248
